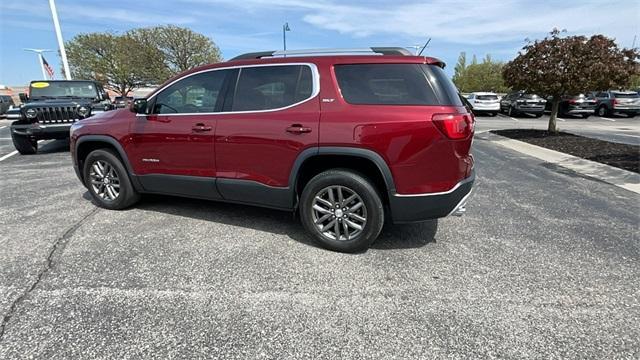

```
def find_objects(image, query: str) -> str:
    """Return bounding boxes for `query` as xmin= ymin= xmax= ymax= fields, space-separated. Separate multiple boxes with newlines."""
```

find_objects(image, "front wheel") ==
xmin=11 ymin=132 xmax=37 ymax=155
xmin=534 ymin=113 xmax=543 ymax=118
xmin=299 ymin=170 xmax=384 ymax=253
xmin=508 ymin=106 xmax=517 ymax=117
xmin=83 ymin=149 xmax=140 ymax=210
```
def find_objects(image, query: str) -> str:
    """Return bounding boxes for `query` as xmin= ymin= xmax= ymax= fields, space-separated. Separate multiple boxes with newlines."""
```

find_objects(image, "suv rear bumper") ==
xmin=11 ymin=122 xmax=72 ymax=140
xmin=389 ymin=171 xmax=475 ymax=223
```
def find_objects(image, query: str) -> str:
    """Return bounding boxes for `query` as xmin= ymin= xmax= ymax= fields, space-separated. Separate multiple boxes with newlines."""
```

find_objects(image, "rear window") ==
xmin=476 ymin=95 xmax=498 ymax=100
xmin=335 ymin=64 xmax=461 ymax=106
xmin=612 ymin=92 xmax=639 ymax=98
xmin=519 ymin=94 xmax=540 ymax=99
xmin=232 ymin=65 xmax=313 ymax=111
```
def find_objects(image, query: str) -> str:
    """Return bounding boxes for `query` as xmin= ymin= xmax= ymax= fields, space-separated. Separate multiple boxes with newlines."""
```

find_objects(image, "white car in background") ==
xmin=466 ymin=92 xmax=500 ymax=116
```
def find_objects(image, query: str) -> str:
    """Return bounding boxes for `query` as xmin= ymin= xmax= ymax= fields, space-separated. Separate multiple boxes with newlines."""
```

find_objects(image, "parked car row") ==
xmin=465 ymin=90 xmax=640 ymax=118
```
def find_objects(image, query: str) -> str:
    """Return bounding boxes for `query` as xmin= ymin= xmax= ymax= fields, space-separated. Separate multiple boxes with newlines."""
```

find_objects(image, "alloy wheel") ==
xmin=89 ymin=160 xmax=120 ymax=201
xmin=311 ymin=185 xmax=367 ymax=241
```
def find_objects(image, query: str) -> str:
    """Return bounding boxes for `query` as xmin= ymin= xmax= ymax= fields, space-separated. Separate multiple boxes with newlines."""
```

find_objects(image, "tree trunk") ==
xmin=548 ymin=98 xmax=560 ymax=133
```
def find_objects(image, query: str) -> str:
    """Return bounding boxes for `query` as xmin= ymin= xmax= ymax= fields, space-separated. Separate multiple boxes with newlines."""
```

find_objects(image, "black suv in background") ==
xmin=545 ymin=94 xmax=597 ymax=118
xmin=0 ymin=95 xmax=15 ymax=115
xmin=7 ymin=80 xmax=113 ymax=154
xmin=500 ymin=91 xmax=546 ymax=117
xmin=594 ymin=91 xmax=640 ymax=117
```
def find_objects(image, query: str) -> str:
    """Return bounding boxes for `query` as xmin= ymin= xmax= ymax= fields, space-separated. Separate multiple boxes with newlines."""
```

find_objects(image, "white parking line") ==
xmin=0 ymin=126 xmax=7 ymax=130
xmin=598 ymin=117 xmax=616 ymax=122
xmin=0 ymin=150 xmax=18 ymax=162
xmin=497 ymin=114 xmax=519 ymax=122
xmin=556 ymin=118 xmax=566 ymax=122
xmin=0 ymin=140 xmax=46 ymax=162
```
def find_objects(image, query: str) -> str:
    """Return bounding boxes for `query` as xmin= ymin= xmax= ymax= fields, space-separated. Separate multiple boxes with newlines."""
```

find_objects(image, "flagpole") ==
xmin=49 ymin=0 xmax=71 ymax=80
xmin=38 ymin=53 xmax=47 ymax=79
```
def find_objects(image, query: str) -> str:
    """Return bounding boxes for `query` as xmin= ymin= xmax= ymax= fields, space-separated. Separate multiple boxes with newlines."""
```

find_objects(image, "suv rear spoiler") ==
xmin=230 ymin=47 xmax=414 ymax=61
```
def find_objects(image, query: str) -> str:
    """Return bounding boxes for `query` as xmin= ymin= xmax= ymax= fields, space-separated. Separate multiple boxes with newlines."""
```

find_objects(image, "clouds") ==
xmin=189 ymin=0 xmax=638 ymax=46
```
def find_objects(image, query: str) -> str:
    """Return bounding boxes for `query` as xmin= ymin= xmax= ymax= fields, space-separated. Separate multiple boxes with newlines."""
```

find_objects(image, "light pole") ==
xmin=24 ymin=49 xmax=53 ymax=79
xmin=49 ymin=0 xmax=71 ymax=80
xmin=283 ymin=22 xmax=291 ymax=52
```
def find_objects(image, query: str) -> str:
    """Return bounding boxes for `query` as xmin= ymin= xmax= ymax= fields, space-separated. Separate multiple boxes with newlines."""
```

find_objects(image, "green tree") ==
xmin=65 ymin=33 xmax=166 ymax=95
xmin=129 ymin=25 xmax=222 ymax=77
xmin=503 ymin=29 xmax=639 ymax=132
xmin=452 ymin=52 xmax=509 ymax=93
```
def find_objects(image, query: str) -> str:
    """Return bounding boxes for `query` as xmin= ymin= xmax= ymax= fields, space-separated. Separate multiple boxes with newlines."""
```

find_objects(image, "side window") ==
xmin=232 ymin=65 xmax=313 ymax=111
xmin=468 ymin=94 xmax=474 ymax=100
xmin=334 ymin=64 xmax=440 ymax=105
xmin=153 ymin=70 xmax=228 ymax=114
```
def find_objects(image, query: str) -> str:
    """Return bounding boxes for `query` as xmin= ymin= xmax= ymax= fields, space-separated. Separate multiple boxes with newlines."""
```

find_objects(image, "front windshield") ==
xmin=29 ymin=81 xmax=98 ymax=99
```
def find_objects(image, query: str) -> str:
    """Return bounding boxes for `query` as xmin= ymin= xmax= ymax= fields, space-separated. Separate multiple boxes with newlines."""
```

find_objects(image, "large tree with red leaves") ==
xmin=503 ymin=30 xmax=639 ymax=132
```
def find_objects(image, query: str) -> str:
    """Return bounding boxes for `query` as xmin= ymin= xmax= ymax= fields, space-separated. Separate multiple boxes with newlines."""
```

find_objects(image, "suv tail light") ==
xmin=432 ymin=113 xmax=474 ymax=140
xmin=613 ymin=99 xmax=618 ymax=107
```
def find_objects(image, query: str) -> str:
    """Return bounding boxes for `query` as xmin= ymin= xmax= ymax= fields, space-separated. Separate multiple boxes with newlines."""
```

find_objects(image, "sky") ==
xmin=0 ymin=0 xmax=638 ymax=86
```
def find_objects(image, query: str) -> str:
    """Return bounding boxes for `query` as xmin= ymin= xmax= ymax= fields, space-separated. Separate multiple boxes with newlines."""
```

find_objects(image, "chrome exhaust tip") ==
xmin=451 ymin=205 xmax=466 ymax=217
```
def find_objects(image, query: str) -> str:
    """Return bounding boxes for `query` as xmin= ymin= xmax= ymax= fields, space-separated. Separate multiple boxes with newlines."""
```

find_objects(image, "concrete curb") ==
xmin=477 ymin=132 xmax=640 ymax=194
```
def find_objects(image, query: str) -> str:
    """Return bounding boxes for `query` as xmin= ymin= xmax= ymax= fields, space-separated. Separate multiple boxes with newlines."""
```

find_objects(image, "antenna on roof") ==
xmin=417 ymin=38 xmax=431 ymax=56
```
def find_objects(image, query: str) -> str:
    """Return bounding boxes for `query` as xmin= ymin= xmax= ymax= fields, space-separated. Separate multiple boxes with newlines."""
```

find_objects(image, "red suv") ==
xmin=70 ymin=47 xmax=475 ymax=252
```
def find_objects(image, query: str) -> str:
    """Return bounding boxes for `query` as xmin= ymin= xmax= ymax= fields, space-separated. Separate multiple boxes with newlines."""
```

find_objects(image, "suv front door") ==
xmin=214 ymin=64 xmax=320 ymax=208
xmin=129 ymin=69 xmax=231 ymax=198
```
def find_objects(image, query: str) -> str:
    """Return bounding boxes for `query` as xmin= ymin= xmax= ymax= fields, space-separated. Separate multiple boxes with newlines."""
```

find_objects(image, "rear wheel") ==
xmin=300 ymin=169 xmax=384 ymax=253
xmin=489 ymin=112 xmax=497 ymax=117
xmin=581 ymin=114 xmax=590 ymax=119
xmin=597 ymin=105 xmax=609 ymax=117
xmin=534 ymin=113 xmax=543 ymax=118
xmin=83 ymin=149 xmax=140 ymax=210
xmin=11 ymin=132 xmax=37 ymax=155
xmin=508 ymin=106 xmax=517 ymax=117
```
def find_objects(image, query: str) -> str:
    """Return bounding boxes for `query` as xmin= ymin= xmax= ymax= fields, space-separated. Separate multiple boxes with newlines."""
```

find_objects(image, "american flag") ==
xmin=42 ymin=56 xmax=54 ymax=79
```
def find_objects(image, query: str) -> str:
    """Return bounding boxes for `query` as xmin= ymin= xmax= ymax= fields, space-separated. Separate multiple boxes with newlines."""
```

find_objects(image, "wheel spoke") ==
xmin=337 ymin=186 xmax=344 ymax=204
xmin=349 ymin=202 xmax=363 ymax=212
xmin=334 ymin=220 xmax=341 ymax=240
xmin=315 ymin=196 xmax=332 ymax=208
xmin=321 ymin=219 xmax=336 ymax=232
xmin=313 ymin=204 xmax=332 ymax=214
xmin=342 ymin=221 xmax=350 ymax=240
xmin=344 ymin=219 xmax=363 ymax=231
xmin=327 ymin=187 xmax=335 ymax=204
xmin=315 ymin=213 xmax=332 ymax=224
xmin=342 ymin=194 xmax=357 ymax=206
xmin=92 ymin=163 xmax=104 ymax=178
xmin=348 ymin=213 xmax=366 ymax=223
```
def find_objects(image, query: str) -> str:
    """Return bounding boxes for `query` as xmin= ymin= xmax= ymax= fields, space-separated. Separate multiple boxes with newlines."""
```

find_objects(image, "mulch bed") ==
xmin=491 ymin=129 xmax=639 ymax=174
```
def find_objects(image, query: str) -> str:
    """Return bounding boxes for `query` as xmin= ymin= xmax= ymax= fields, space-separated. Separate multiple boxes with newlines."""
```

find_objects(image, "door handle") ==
xmin=192 ymin=123 xmax=212 ymax=132
xmin=286 ymin=124 xmax=312 ymax=134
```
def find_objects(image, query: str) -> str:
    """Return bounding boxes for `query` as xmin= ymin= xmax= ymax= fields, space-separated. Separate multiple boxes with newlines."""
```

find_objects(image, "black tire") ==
xmin=83 ymin=148 xmax=140 ymax=210
xmin=489 ymin=112 xmax=497 ymax=117
xmin=597 ymin=105 xmax=609 ymax=117
xmin=508 ymin=105 xmax=518 ymax=117
xmin=534 ymin=113 xmax=543 ymax=118
xmin=11 ymin=132 xmax=37 ymax=154
xmin=581 ymin=114 xmax=590 ymax=119
xmin=627 ymin=113 xmax=637 ymax=118
xmin=299 ymin=169 xmax=384 ymax=253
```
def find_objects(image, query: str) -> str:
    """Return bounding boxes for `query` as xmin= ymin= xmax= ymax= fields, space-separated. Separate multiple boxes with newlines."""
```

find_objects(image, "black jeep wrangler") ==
xmin=7 ymin=80 xmax=113 ymax=154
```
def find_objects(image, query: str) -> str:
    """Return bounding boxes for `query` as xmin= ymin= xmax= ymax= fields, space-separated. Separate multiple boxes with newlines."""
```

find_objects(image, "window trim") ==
xmin=141 ymin=63 xmax=320 ymax=117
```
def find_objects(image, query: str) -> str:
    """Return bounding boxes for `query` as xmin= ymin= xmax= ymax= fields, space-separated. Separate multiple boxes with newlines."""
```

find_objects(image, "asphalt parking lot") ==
xmin=0 ymin=117 xmax=639 ymax=358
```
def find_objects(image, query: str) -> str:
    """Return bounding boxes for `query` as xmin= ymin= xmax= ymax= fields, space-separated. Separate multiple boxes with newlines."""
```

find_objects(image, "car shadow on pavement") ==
xmin=38 ymin=139 xmax=70 ymax=154
xmin=92 ymin=193 xmax=437 ymax=251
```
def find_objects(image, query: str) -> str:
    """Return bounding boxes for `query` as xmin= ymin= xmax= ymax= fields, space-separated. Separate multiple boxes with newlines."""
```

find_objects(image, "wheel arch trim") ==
xmin=75 ymin=135 xmax=141 ymax=190
xmin=289 ymin=146 xmax=396 ymax=194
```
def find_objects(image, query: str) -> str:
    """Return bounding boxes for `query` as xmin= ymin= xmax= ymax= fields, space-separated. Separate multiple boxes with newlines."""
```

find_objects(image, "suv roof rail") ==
xmin=230 ymin=47 xmax=414 ymax=61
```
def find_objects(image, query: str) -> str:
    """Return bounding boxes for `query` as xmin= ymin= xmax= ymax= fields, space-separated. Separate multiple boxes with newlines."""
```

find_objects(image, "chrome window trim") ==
xmin=138 ymin=62 xmax=320 ymax=117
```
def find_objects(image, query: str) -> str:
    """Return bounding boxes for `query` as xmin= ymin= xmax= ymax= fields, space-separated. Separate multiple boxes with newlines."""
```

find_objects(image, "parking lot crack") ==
xmin=0 ymin=208 xmax=99 ymax=341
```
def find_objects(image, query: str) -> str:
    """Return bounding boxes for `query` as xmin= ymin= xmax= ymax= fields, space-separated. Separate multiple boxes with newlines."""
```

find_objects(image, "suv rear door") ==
xmin=214 ymin=63 xmax=320 ymax=208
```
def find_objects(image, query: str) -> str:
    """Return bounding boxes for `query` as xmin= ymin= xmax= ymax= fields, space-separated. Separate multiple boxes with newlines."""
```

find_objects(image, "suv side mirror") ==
xmin=19 ymin=93 xmax=28 ymax=103
xmin=130 ymin=98 xmax=148 ymax=114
